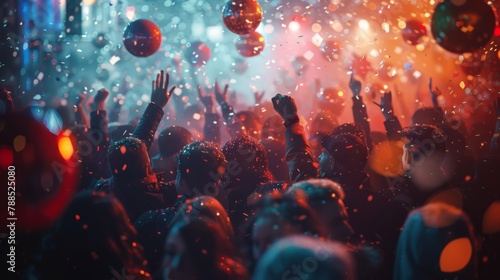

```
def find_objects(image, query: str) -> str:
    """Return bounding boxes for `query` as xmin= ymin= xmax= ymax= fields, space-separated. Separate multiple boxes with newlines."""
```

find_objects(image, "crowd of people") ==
xmin=1 ymin=66 xmax=499 ymax=280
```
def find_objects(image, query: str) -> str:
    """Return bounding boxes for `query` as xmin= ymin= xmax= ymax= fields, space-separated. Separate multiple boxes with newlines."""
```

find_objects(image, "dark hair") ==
xmin=287 ymin=179 xmax=345 ymax=206
xmin=169 ymin=219 xmax=247 ymax=280
xmin=36 ymin=191 xmax=149 ymax=280
xmin=332 ymin=122 xmax=367 ymax=146
xmin=403 ymin=124 xmax=447 ymax=161
xmin=222 ymin=135 xmax=273 ymax=184
xmin=222 ymin=135 xmax=274 ymax=209
xmin=109 ymin=124 xmax=135 ymax=143
xmin=178 ymin=141 xmax=227 ymax=194
xmin=411 ymin=107 xmax=444 ymax=126
xmin=261 ymin=115 xmax=286 ymax=142
xmin=108 ymin=137 xmax=154 ymax=182
xmin=170 ymin=196 xmax=235 ymax=242
xmin=158 ymin=126 xmax=193 ymax=158
xmin=254 ymin=194 xmax=326 ymax=238
xmin=321 ymin=133 xmax=368 ymax=172
xmin=235 ymin=111 xmax=262 ymax=139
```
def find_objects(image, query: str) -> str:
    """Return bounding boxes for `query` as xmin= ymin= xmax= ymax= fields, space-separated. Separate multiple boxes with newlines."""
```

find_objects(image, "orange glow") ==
xmin=440 ymin=238 xmax=472 ymax=273
xmin=482 ymin=201 xmax=500 ymax=235
xmin=13 ymin=135 xmax=26 ymax=152
xmin=58 ymin=136 xmax=74 ymax=160
xmin=368 ymin=140 xmax=404 ymax=177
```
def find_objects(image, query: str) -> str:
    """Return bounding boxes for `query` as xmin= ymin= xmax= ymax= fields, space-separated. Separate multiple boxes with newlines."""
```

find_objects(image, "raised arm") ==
xmin=74 ymin=93 xmax=89 ymax=127
xmin=272 ymin=93 xmax=317 ymax=182
xmin=133 ymin=69 xmax=176 ymax=150
xmin=213 ymin=80 xmax=247 ymax=137
xmin=90 ymin=88 xmax=111 ymax=177
xmin=429 ymin=78 xmax=443 ymax=113
xmin=374 ymin=91 xmax=403 ymax=141
xmin=213 ymin=80 xmax=234 ymax=123
xmin=198 ymin=85 xmax=221 ymax=145
xmin=349 ymin=73 xmax=373 ymax=150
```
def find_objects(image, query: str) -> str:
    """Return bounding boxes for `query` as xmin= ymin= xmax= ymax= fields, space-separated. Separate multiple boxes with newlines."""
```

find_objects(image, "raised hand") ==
xmin=429 ymin=78 xmax=441 ymax=101
xmin=151 ymin=70 xmax=176 ymax=108
xmin=75 ymin=93 xmax=86 ymax=107
xmin=349 ymin=72 xmax=362 ymax=96
xmin=373 ymin=91 xmax=394 ymax=119
xmin=198 ymin=85 xmax=215 ymax=113
xmin=214 ymin=79 xmax=229 ymax=105
xmin=93 ymin=88 xmax=109 ymax=111
xmin=271 ymin=93 xmax=299 ymax=125
xmin=254 ymin=90 xmax=265 ymax=104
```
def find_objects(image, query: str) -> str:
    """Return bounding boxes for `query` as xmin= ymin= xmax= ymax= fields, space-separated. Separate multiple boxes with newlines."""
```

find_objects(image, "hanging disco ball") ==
xmin=122 ymin=19 xmax=162 ymax=57
xmin=431 ymin=0 xmax=495 ymax=54
xmin=235 ymin=31 xmax=265 ymax=57
xmin=222 ymin=0 xmax=263 ymax=35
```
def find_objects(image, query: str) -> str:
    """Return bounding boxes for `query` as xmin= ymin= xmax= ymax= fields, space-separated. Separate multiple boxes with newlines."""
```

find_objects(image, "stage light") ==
xmin=358 ymin=19 xmax=369 ymax=31
xmin=288 ymin=21 xmax=300 ymax=32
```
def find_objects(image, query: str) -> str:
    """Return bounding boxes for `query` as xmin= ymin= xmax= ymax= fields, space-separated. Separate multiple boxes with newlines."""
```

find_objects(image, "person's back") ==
xmin=162 ymin=219 xmax=248 ymax=280
xmin=33 ymin=191 xmax=151 ymax=280
xmin=93 ymin=137 xmax=169 ymax=221
xmin=394 ymin=203 xmax=476 ymax=280
xmin=222 ymin=135 xmax=274 ymax=232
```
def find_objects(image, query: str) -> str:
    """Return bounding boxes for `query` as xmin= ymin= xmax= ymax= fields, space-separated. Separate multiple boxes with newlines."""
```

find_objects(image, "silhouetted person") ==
xmin=32 ymin=191 xmax=150 ymax=280
xmin=162 ymin=219 xmax=248 ymax=280
xmin=394 ymin=203 xmax=476 ymax=280
xmin=151 ymin=125 xmax=193 ymax=182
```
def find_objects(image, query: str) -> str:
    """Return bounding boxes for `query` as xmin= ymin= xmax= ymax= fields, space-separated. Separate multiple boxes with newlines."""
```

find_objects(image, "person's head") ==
xmin=402 ymin=124 xmax=447 ymax=172
xmin=394 ymin=203 xmax=476 ymax=280
xmin=176 ymin=141 xmax=227 ymax=198
xmin=170 ymin=196 xmax=234 ymax=242
xmin=261 ymin=114 xmax=286 ymax=142
xmin=319 ymin=133 xmax=368 ymax=177
xmin=332 ymin=123 xmax=367 ymax=146
xmin=309 ymin=114 xmax=339 ymax=159
xmin=108 ymin=137 xmax=155 ymax=183
xmin=108 ymin=123 xmax=135 ymax=143
xmin=235 ymin=111 xmax=262 ymax=140
xmin=222 ymin=135 xmax=273 ymax=193
xmin=253 ymin=236 xmax=355 ymax=280
xmin=411 ymin=107 xmax=444 ymax=126
xmin=287 ymin=179 xmax=354 ymax=243
xmin=158 ymin=126 xmax=193 ymax=158
xmin=163 ymin=219 xmax=247 ymax=280
xmin=251 ymin=194 xmax=325 ymax=260
xmin=41 ymin=191 xmax=148 ymax=279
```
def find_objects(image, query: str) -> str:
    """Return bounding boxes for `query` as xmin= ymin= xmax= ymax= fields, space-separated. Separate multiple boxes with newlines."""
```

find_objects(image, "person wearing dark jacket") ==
xmin=270 ymin=93 xmax=399 ymax=279
xmin=32 ymin=191 xmax=151 ymax=280
xmin=221 ymin=135 xmax=274 ymax=233
xmin=176 ymin=140 xmax=228 ymax=204
xmin=92 ymin=69 xmax=177 ymax=222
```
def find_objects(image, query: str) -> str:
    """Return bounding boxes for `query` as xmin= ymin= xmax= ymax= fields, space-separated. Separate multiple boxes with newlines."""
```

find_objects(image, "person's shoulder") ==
xmin=91 ymin=177 xmax=111 ymax=193
xmin=134 ymin=207 xmax=177 ymax=232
